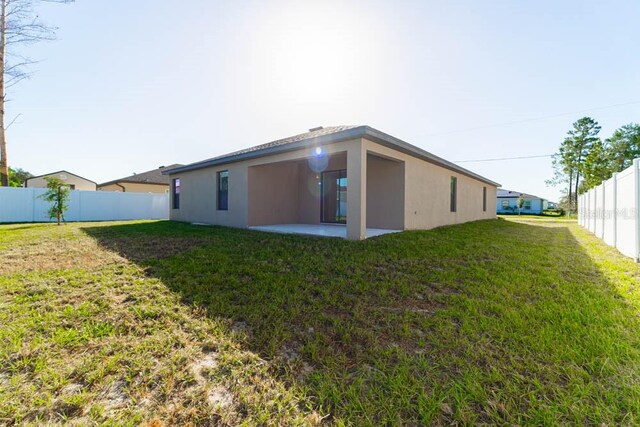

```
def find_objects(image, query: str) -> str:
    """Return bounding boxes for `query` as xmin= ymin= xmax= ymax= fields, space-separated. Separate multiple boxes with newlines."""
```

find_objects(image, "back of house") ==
xmin=163 ymin=126 xmax=500 ymax=239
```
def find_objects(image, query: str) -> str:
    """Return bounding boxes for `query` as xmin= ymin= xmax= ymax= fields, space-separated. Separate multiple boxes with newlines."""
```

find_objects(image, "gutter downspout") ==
xmin=115 ymin=183 xmax=126 ymax=192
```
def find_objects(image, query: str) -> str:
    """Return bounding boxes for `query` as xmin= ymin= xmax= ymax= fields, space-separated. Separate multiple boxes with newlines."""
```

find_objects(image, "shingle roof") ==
xmin=497 ymin=189 xmax=543 ymax=199
xmin=25 ymin=170 xmax=97 ymax=185
xmin=165 ymin=126 xmax=500 ymax=187
xmin=99 ymin=164 xmax=183 ymax=187
xmin=181 ymin=126 xmax=359 ymax=168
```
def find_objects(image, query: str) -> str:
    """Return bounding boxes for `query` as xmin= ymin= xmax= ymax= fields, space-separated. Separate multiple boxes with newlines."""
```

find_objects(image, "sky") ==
xmin=6 ymin=0 xmax=640 ymax=201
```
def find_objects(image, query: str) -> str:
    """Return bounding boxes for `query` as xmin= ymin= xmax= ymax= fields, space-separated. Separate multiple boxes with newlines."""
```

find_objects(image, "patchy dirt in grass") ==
xmin=0 ymin=231 xmax=208 ymax=275
xmin=98 ymin=379 xmax=129 ymax=412
xmin=0 ymin=233 xmax=122 ymax=275
xmin=61 ymin=383 xmax=84 ymax=396
xmin=188 ymin=351 xmax=237 ymax=416
xmin=189 ymin=352 xmax=219 ymax=384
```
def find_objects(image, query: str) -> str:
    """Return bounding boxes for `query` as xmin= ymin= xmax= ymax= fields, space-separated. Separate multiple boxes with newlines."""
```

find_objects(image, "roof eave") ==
xmin=361 ymin=126 xmax=501 ymax=187
xmin=98 ymin=179 xmax=170 ymax=187
xmin=162 ymin=126 xmax=368 ymax=175
xmin=164 ymin=126 xmax=500 ymax=187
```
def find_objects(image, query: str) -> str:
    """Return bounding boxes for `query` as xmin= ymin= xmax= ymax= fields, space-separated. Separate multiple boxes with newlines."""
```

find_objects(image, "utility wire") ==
xmin=455 ymin=154 xmax=554 ymax=163
xmin=425 ymin=100 xmax=640 ymax=137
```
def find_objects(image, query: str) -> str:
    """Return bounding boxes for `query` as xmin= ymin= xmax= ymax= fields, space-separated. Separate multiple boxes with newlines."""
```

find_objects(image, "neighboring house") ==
xmin=25 ymin=170 xmax=97 ymax=191
xmin=98 ymin=164 xmax=183 ymax=193
xmin=163 ymin=126 xmax=500 ymax=240
xmin=496 ymin=189 xmax=548 ymax=214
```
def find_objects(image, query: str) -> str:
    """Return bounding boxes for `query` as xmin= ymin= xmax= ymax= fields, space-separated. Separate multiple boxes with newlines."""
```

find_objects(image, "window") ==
xmin=502 ymin=200 xmax=509 ymax=208
xmin=68 ymin=184 xmax=76 ymax=191
xmin=450 ymin=177 xmax=457 ymax=212
xmin=483 ymin=187 xmax=487 ymax=212
xmin=217 ymin=170 xmax=229 ymax=210
xmin=523 ymin=200 xmax=532 ymax=210
xmin=172 ymin=178 xmax=180 ymax=209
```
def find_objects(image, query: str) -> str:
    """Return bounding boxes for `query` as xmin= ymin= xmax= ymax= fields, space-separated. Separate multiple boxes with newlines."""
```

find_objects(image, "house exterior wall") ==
xmin=496 ymin=197 xmax=545 ymax=214
xmin=169 ymin=139 xmax=359 ymax=228
xmin=361 ymin=139 xmax=496 ymax=230
xmin=98 ymin=182 xmax=169 ymax=193
xmin=26 ymin=172 xmax=96 ymax=191
xmin=366 ymin=153 xmax=405 ymax=229
xmin=247 ymin=161 xmax=299 ymax=226
xmin=168 ymin=136 xmax=497 ymax=237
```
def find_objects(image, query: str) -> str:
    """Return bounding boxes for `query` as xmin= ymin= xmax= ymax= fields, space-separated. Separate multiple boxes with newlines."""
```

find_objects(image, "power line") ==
xmin=455 ymin=154 xmax=554 ymax=163
xmin=425 ymin=100 xmax=640 ymax=137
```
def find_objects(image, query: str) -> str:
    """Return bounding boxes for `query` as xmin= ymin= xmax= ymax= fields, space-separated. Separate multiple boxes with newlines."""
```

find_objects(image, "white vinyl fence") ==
xmin=578 ymin=158 xmax=640 ymax=260
xmin=0 ymin=187 xmax=169 ymax=223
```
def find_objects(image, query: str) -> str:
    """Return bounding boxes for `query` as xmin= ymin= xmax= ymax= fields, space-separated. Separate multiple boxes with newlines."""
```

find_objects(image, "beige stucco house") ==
xmin=25 ymin=170 xmax=97 ymax=191
xmin=98 ymin=164 xmax=182 ymax=193
xmin=164 ymin=126 xmax=499 ymax=240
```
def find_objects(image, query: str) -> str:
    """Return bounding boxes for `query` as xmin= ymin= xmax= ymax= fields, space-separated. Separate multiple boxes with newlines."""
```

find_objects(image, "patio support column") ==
xmin=347 ymin=140 xmax=367 ymax=240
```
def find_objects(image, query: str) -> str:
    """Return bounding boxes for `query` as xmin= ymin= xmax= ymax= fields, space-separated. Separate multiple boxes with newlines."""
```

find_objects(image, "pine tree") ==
xmin=606 ymin=123 xmax=640 ymax=172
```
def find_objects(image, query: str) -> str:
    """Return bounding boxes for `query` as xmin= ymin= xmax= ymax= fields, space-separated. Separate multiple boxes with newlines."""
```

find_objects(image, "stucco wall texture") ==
xmin=168 ymin=137 xmax=497 ymax=239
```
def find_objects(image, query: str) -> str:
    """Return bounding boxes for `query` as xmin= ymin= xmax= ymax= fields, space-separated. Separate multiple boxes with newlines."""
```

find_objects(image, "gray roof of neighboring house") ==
xmin=497 ymin=189 xmax=545 ymax=200
xmin=99 ymin=164 xmax=183 ymax=187
xmin=164 ymin=125 xmax=500 ymax=187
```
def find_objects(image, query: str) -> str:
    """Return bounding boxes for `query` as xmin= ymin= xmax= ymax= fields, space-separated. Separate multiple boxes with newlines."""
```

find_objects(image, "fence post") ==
xmin=592 ymin=189 xmax=596 ymax=231
xmin=635 ymin=159 xmax=640 ymax=262
xmin=612 ymin=173 xmax=617 ymax=248
xmin=30 ymin=187 xmax=36 ymax=222
xmin=578 ymin=194 xmax=581 ymax=226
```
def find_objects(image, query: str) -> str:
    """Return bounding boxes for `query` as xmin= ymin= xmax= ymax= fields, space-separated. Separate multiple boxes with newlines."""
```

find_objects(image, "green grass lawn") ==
xmin=1 ymin=217 xmax=640 ymax=425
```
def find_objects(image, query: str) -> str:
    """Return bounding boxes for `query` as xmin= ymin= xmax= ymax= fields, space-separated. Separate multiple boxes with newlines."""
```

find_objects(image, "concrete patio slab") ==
xmin=248 ymin=223 xmax=401 ymax=239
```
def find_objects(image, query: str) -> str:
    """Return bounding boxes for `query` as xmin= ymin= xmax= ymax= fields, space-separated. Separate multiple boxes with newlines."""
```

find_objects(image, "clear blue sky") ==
xmin=8 ymin=0 xmax=640 ymax=201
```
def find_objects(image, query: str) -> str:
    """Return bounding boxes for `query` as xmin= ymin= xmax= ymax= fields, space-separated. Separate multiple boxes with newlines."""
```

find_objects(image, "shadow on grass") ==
xmin=80 ymin=219 xmax=640 ymax=425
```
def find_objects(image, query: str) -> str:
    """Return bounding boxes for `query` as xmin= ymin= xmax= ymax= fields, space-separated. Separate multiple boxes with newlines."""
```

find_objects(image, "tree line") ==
xmin=548 ymin=117 xmax=640 ymax=212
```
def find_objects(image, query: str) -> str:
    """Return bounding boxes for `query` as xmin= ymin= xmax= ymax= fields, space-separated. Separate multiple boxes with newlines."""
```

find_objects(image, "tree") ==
xmin=40 ymin=176 xmax=69 ymax=225
xmin=0 ymin=0 xmax=72 ymax=186
xmin=547 ymin=147 xmax=574 ymax=211
xmin=548 ymin=117 xmax=601 ymax=213
xmin=606 ymin=123 xmax=640 ymax=173
xmin=516 ymin=195 xmax=524 ymax=215
xmin=557 ymin=193 xmax=571 ymax=214
xmin=580 ymin=139 xmax=611 ymax=191
xmin=8 ymin=165 xmax=30 ymax=186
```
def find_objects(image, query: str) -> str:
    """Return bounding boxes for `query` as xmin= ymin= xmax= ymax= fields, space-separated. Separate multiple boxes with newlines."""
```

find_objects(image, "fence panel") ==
xmin=579 ymin=159 xmax=639 ymax=261
xmin=594 ymin=184 xmax=604 ymax=238
xmin=0 ymin=187 xmax=169 ymax=223
xmin=578 ymin=194 xmax=584 ymax=226
xmin=614 ymin=165 xmax=637 ymax=259
xmin=589 ymin=190 xmax=596 ymax=233
xmin=603 ymin=177 xmax=616 ymax=246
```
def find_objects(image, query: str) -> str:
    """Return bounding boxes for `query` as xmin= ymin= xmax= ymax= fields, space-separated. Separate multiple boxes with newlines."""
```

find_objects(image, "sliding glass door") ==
xmin=321 ymin=170 xmax=347 ymax=223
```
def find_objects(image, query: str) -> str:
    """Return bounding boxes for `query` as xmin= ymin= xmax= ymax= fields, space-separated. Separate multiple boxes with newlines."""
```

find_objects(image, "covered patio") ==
xmin=246 ymin=142 xmax=405 ymax=239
